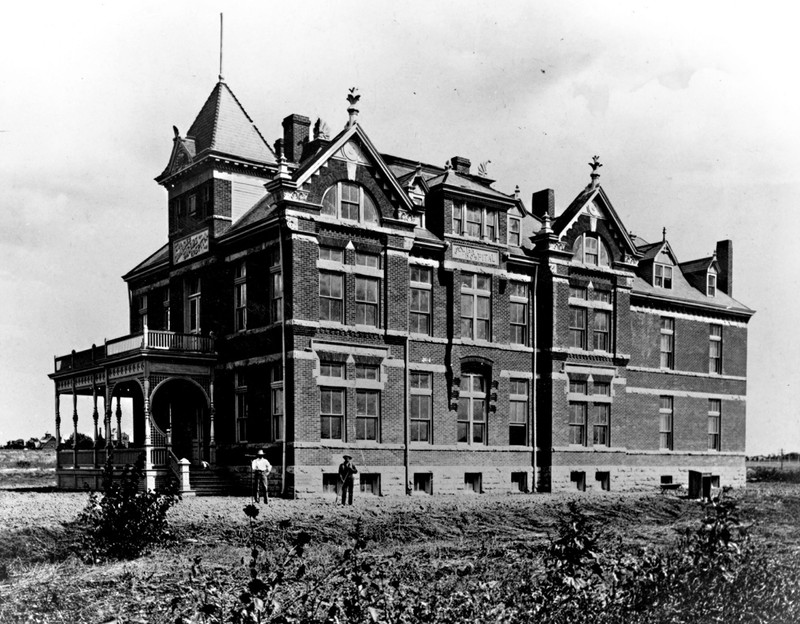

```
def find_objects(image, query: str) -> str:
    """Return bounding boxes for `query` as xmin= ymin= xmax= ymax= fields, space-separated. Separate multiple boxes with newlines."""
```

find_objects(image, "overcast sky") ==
xmin=1 ymin=1 xmax=797 ymax=454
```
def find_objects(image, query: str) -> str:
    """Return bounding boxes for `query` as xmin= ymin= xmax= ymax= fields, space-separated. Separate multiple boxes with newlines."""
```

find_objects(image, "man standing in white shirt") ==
xmin=251 ymin=450 xmax=272 ymax=503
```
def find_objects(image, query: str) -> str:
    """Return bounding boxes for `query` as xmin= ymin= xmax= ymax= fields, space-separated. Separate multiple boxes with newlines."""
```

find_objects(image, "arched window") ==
xmin=321 ymin=182 xmax=380 ymax=224
xmin=572 ymin=233 xmax=610 ymax=267
xmin=457 ymin=372 xmax=487 ymax=444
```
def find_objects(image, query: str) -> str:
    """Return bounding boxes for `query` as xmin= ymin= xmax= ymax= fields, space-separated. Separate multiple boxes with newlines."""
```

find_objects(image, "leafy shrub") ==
xmin=76 ymin=459 xmax=180 ymax=561
xmin=748 ymin=465 xmax=800 ymax=483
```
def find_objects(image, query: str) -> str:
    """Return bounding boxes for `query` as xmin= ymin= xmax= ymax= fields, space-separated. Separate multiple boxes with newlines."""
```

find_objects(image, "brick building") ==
xmin=49 ymin=80 xmax=753 ymax=496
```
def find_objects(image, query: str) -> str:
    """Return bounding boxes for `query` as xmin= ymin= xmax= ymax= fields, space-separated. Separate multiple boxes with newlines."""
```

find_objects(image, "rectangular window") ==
xmin=584 ymin=236 xmax=598 ymax=265
xmin=359 ymin=474 xmax=381 ymax=495
xmin=410 ymin=266 xmax=432 ymax=335
xmin=235 ymin=371 xmax=248 ymax=442
xmin=270 ymin=248 xmax=283 ymax=323
xmin=593 ymin=290 xmax=611 ymax=303
xmin=508 ymin=217 xmax=521 ymax=246
xmin=709 ymin=324 xmax=722 ymax=374
xmin=271 ymin=366 xmax=284 ymax=441
xmin=509 ymin=282 xmax=528 ymax=346
xmin=413 ymin=472 xmax=432 ymax=494
xmin=186 ymin=277 xmax=201 ymax=333
xmin=319 ymin=272 xmax=344 ymax=322
xmin=511 ymin=471 xmax=527 ymax=492
xmin=452 ymin=203 xmax=463 ymax=234
xmin=655 ymin=264 xmax=673 ymax=289
xmin=410 ymin=372 xmax=432 ymax=442
xmin=355 ymin=276 xmax=379 ymax=326
xmin=341 ymin=182 xmax=360 ymax=220
xmin=571 ymin=471 xmax=586 ymax=492
xmin=320 ymin=388 xmax=344 ymax=440
xmin=464 ymin=472 xmax=482 ymax=493
xmin=188 ymin=194 xmax=197 ymax=217
xmin=509 ymin=378 xmax=528 ymax=446
xmin=569 ymin=402 xmax=587 ymax=445
xmin=569 ymin=307 xmax=587 ymax=349
xmin=484 ymin=211 xmax=497 ymax=241
xmin=320 ymin=361 xmax=345 ymax=378
xmin=596 ymin=471 xmax=610 ymax=491
xmin=458 ymin=373 xmax=486 ymax=444
xmin=460 ymin=273 xmax=491 ymax=340
xmin=162 ymin=287 xmax=171 ymax=331
xmin=708 ymin=399 xmax=721 ymax=451
xmin=707 ymin=273 xmax=717 ymax=297
xmin=593 ymin=403 xmax=610 ymax=446
xmin=593 ymin=310 xmax=610 ymax=351
xmin=593 ymin=381 xmax=610 ymax=396
xmin=234 ymin=261 xmax=247 ymax=332
xmin=660 ymin=396 xmax=673 ymax=450
xmin=569 ymin=379 xmax=587 ymax=394
xmin=356 ymin=251 xmax=381 ymax=269
xmin=319 ymin=246 xmax=344 ymax=263
xmin=137 ymin=293 xmax=148 ymax=332
xmin=660 ymin=317 xmax=675 ymax=369
xmin=466 ymin=206 xmax=482 ymax=237
xmin=569 ymin=285 xmax=588 ymax=300
xmin=356 ymin=390 xmax=379 ymax=441
xmin=355 ymin=364 xmax=380 ymax=380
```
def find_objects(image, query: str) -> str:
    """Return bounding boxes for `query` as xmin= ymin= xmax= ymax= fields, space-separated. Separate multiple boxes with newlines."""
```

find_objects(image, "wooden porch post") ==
xmin=72 ymin=380 xmax=79 ymax=469
xmin=54 ymin=388 xmax=61 ymax=450
xmin=208 ymin=376 xmax=216 ymax=464
xmin=105 ymin=389 xmax=113 ymax=449
xmin=143 ymin=376 xmax=155 ymax=490
xmin=92 ymin=380 xmax=100 ymax=443
xmin=115 ymin=397 xmax=123 ymax=446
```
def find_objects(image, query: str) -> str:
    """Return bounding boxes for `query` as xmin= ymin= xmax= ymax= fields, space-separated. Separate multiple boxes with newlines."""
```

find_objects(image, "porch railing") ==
xmin=57 ymin=446 xmax=170 ymax=469
xmin=55 ymin=330 xmax=215 ymax=372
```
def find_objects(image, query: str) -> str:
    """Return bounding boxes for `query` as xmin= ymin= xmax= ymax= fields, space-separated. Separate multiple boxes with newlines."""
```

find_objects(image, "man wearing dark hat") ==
xmin=338 ymin=454 xmax=358 ymax=505
xmin=251 ymin=449 xmax=272 ymax=503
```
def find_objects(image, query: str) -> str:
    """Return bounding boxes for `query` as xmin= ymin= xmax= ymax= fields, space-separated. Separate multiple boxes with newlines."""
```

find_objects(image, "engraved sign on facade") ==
xmin=173 ymin=229 xmax=209 ymax=264
xmin=451 ymin=244 xmax=499 ymax=265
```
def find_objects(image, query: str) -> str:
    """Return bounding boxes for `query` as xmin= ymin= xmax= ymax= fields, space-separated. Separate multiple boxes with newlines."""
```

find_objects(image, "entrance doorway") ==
xmin=151 ymin=379 xmax=209 ymax=465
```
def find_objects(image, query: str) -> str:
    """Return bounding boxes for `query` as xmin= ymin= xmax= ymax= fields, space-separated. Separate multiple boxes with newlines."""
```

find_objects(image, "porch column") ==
xmin=72 ymin=381 xmax=79 ymax=469
xmin=92 ymin=381 xmax=100 ymax=444
xmin=54 ymin=388 xmax=61 ymax=449
xmin=208 ymin=377 xmax=216 ymax=464
xmin=115 ymin=397 xmax=123 ymax=446
xmin=143 ymin=377 xmax=155 ymax=490
xmin=104 ymin=390 xmax=113 ymax=449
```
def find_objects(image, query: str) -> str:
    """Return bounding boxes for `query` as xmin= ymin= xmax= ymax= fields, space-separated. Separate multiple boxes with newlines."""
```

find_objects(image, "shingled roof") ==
xmin=185 ymin=81 xmax=276 ymax=164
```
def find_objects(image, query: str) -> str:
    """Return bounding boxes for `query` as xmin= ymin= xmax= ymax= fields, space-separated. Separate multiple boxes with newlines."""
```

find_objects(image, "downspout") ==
xmin=404 ymin=334 xmax=410 ymax=495
xmin=531 ymin=263 xmax=539 ymax=492
xmin=278 ymin=220 xmax=288 ymax=497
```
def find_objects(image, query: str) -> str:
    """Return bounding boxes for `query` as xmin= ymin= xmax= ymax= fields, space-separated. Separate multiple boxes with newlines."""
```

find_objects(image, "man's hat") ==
xmin=343 ymin=454 xmax=353 ymax=460
xmin=257 ymin=450 xmax=265 ymax=456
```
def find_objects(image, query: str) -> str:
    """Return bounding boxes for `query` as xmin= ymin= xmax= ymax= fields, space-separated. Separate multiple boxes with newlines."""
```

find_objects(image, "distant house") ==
xmin=39 ymin=434 xmax=57 ymax=450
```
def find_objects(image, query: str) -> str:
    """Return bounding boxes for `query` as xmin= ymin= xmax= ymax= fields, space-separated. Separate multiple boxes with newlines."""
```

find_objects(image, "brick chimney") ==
xmin=282 ymin=114 xmax=311 ymax=163
xmin=450 ymin=156 xmax=471 ymax=175
xmin=530 ymin=189 xmax=555 ymax=220
xmin=715 ymin=240 xmax=733 ymax=296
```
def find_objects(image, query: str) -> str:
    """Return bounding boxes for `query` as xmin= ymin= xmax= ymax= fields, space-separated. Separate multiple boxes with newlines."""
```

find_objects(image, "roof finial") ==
xmin=346 ymin=87 xmax=361 ymax=128
xmin=218 ymin=13 xmax=224 ymax=82
xmin=662 ymin=226 xmax=667 ymax=242
xmin=588 ymin=155 xmax=602 ymax=189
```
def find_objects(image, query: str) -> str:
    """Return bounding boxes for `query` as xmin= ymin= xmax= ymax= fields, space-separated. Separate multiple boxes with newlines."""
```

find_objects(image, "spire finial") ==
xmin=218 ymin=13 xmax=224 ymax=82
xmin=346 ymin=87 xmax=361 ymax=128
xmin=588 ymin=155 xmax=602 ymax=189
xmin=662 ymin=226 xmax=667 ymax=242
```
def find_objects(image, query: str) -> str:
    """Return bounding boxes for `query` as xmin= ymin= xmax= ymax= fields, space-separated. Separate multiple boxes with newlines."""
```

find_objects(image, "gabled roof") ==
xmin=553 ymin=185 xmax=639 ymax=257
xmin=680 ymin=256 xmax=716 ymax=274
xmin=294 ymin=123 xmax=416 ymax=213
xmin=425 ymin=169 xmax=515 ymax=204
xmin=122 ymin=242 xmax=169 ymax=281
xmin=631 ymin=272 xmax=753 ymax=316
xmin=186 ymin=81 xmax=275 ymax=164
xmin=638 ymin=240 xmax=678 ymax=263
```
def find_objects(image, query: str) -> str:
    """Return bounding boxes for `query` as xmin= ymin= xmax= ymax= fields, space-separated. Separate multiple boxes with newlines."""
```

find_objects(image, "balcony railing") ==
xmin=55 ymin=329 xmax=215 ymax=371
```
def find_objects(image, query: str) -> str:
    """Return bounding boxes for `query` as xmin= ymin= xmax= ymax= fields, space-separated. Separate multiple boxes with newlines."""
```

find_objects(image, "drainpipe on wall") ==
xmin=404 ymin=334 xmax=410 ymax=495
xmin=531 ymin=263 xmax=539 ymax=492
xmin=278 ymin=220 xmax=288 ymax=497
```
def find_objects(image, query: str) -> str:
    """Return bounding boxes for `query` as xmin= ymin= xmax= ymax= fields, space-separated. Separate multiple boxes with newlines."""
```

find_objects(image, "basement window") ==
xmin=359 ymin=473 xmax=381 ymax=496
xmin=464 ymin=472 xmax=482 ymax=493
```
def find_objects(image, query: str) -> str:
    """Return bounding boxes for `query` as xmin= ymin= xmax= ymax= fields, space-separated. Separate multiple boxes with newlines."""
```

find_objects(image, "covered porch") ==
xmin=49 ymin=328 xmax=217 ymax=492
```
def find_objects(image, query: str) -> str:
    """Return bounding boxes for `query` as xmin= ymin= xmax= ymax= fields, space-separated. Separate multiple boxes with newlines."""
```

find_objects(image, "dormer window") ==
xmin=452 ymin=203 xmax=497 ymax=241
xmin=654 ymin=264 xmax=673 ymax=289
xmin=508 ymin=217 xmax=521 ymax=246
xmin=572 ymin=233 xmax=610 ymax=267
xmin=321 ymin=182 xmax=379 ymax=224
xmin=707 ymin=272 xmax=717 ymax=297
